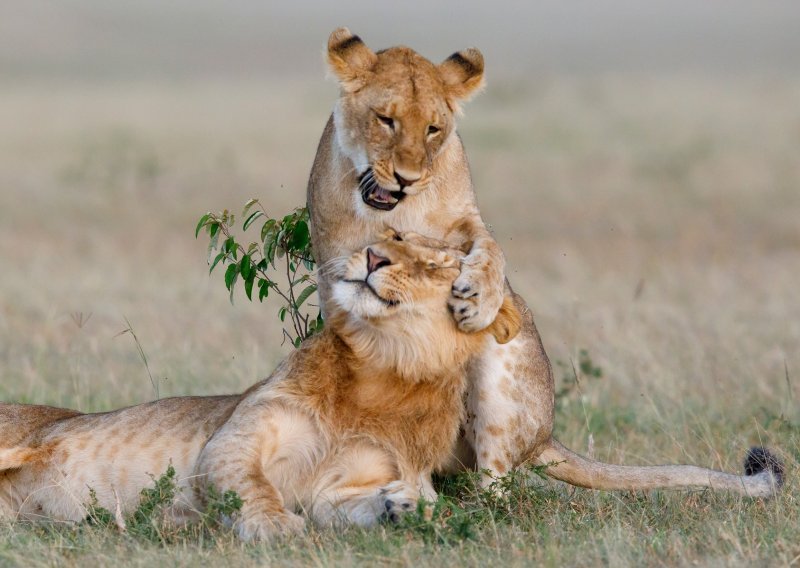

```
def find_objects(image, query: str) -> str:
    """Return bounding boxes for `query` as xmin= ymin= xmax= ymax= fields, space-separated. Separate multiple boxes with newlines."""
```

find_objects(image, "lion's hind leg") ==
xmin=464 ymin=301 xmax=554 ymax=487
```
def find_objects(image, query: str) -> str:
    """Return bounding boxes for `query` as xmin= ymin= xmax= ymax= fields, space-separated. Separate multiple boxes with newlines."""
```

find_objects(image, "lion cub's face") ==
xmin=331 ymin=232 xmax=462 ymax=323
xmin=329 ymin=231 xmax=521 ymax=375
xmin=326 ymin=28 xmax=485 ymax=211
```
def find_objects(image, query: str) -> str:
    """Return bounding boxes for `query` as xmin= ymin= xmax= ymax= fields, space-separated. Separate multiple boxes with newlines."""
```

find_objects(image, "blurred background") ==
xmin=2 ymin=1 xmax=799 ymax=465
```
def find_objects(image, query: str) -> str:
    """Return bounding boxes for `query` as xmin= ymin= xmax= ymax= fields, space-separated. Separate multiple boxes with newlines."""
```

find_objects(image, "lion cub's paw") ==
xmin=235 ymin=510 xmax=306 ymax=542
xmin=379 ymin=481 xmax=418 ymax=524
xmin=449 ymin=264 xmax=504 ymax=332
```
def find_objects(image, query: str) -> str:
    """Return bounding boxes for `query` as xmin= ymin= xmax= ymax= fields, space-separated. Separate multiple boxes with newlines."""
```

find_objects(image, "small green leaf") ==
xmin=224 ymin=237 xmax=236 ymax=254
xmin=295 ymin=284 xmax=317 ymax=309
xmin=258 ymin=279 xmax=269 ymax=302
xmin=240 ymin=254 xmax=252 ymax=280
xmin=278 ymin=306 xmax=287 ymax=322
xmin=224 ymin=264 xmax=239 ymax=290
xmin=290 ymin=220 xmax=310 ymax=250
xmin=209 ymin=252 xmax=225 ymax=274
xmin=242 ymin=198 xmax=258 ymax=218
xmin=243 ymin=210 xmax=264 ymax=231
xmin=195 ymin=214 xmax=210 ymax=238
xmin=293 ymin=336 xmax=302 ymax=348
xmin=265 ymin=240 xmax=277 ymax=266
xmin=261 ymin=219 xmax=276 ymax=242
xmin=276 ymin=228 xmax=287 ymax=248
xmin=291 ymin=274 xmax=310 ymax=285
xmin=244 ymin=274 xmax=255 ymax=301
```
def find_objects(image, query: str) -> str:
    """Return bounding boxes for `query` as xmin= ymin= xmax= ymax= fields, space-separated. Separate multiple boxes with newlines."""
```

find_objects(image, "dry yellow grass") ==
xmin=1 ymin=73 xmax=799 ymax=564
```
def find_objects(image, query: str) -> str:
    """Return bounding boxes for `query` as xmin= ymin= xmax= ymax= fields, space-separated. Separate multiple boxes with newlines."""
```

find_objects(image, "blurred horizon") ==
xmin=1 ymin=3 xmax=798 ymax=417
xmin=4 ymin=1 xmax=800 ymax=83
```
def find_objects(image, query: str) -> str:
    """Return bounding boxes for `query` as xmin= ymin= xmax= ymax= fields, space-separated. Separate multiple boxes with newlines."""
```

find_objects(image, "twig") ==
xmin=115 ymin=317 xmax=159 ymax=399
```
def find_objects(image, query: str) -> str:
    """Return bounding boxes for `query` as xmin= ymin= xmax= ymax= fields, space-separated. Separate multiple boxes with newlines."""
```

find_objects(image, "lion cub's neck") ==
xmin=331 ymin=310 xmax=478 ymax=384
xmin=317 ymin=315 xmax=479 ymax=471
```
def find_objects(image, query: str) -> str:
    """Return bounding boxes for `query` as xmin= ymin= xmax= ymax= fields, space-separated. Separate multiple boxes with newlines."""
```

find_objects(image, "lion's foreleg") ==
xmin=446 ymin=215 xmax=507 ymax=332
xmin=309 ymin=442 xmax=423 ymax=528
xmin=194 ymin=405 xmax=320 ymax=541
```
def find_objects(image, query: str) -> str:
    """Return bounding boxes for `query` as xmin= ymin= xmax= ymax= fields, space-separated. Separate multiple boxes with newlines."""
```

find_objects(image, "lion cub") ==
xmin=0 ymin=232 xmax=521 ymax=540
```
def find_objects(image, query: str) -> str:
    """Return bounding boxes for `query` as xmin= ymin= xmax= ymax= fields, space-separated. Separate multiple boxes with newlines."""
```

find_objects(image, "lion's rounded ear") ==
xmin=327 ymin=28 xmax=377 ymax=91
xmin=487 ymin=295 xmax=522 ymax=345
xmin=438 ymin=48 xmax=485 ymax=108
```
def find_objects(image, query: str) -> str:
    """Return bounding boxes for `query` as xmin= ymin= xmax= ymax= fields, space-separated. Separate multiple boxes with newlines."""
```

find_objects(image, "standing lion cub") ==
xmin=0 ymin=233 xmax=521 ymax=540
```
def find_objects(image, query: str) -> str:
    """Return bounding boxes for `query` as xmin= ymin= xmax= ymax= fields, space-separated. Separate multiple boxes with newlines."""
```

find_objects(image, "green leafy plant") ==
xmin=196 ymin=200 xmax=322 ymax=347
xmin=82 ymin=466 xmax=244 ymax=543
xmin=127 ymin=464 xmax=180 ymax=541
xmin=84 ymin=488 xmax=114 ymax=528
xmin=203 ymin=484 xmax=244 ymax=527
xmin=397 ymin=464 xmax=557 ymax=544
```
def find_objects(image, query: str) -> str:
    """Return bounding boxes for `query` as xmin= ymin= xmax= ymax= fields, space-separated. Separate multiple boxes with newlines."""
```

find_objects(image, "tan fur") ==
xmin=308 ymin=28 xmax=553 ymax=481
xmin=0 ymin=236 xmax=521 ymax=540
xmin=307 ymin=29 xmax=784 ymax=497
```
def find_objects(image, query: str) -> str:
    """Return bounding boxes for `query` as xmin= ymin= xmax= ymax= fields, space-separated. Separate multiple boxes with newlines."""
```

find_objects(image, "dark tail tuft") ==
xmin=744 ymin=447 xmax=784 ymax=487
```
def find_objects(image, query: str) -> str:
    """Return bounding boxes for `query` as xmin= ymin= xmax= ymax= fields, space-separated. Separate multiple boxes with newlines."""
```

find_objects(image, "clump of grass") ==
xmin=84 ymin=488 xmax=114 ymax=528
xmin=395 ymin=465 xmax=557 ymax=545
xmin=80 ymin=465 xmax=243 ymax=545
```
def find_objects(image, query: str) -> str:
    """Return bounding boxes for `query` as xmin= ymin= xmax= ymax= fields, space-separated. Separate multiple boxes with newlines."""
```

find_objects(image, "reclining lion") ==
xmin=0 ymin=233 xmax=521 ymax=540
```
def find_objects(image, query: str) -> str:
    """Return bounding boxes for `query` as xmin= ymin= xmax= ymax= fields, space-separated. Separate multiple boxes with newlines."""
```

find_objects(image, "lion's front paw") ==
xmin=379 ymin=481 xmax=419 ymax=524
xmin=449 ymin=262 xmax=504 ymax=332
xmin=235 ymin=510 xmax=306 ymax=542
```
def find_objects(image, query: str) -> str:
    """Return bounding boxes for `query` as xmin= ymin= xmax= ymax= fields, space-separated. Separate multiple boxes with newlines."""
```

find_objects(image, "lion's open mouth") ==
xmin=359 ymin=169 xmax=406 ymax=211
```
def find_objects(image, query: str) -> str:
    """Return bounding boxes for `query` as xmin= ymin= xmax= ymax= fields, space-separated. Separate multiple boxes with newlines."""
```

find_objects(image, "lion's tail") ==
xmin=536 ymin=439 xmax=783 ymax=498
xmin=0 ymin=446 xmax=48 ymax=471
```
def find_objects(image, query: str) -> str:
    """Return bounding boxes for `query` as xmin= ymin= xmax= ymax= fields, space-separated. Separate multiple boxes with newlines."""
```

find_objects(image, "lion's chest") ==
xmin=323 ymin=375 xmax=465 ymax=471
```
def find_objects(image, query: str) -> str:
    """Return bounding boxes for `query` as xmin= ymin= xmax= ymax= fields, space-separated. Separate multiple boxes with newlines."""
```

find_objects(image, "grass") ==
xmin=2 ymin=465 xmax=798 ymax=567
xmin=1 ymin=72 xmax=799 ymax=565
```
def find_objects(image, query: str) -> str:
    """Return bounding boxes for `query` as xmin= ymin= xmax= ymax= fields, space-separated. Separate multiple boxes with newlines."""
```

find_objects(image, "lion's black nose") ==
xmin=366 ymin=248 xmax=391 ymax=275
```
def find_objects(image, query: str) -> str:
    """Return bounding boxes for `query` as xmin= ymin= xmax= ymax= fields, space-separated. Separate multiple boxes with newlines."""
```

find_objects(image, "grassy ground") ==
xmin=1 ymin=75 xmax=799 ymax=565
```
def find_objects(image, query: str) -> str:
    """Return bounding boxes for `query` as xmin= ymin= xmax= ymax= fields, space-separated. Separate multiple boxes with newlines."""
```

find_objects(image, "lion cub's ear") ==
xmin=327 ymin=28 xmax=377 ymax=91
xmin=486 ymin=295 xmax=522 ymax=345
xmin=438 ymin=48 xmax=485 ymax=108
